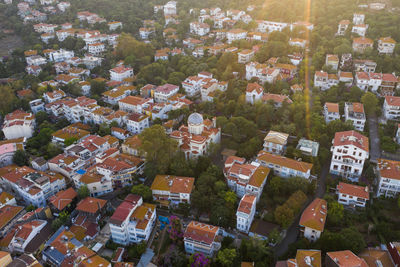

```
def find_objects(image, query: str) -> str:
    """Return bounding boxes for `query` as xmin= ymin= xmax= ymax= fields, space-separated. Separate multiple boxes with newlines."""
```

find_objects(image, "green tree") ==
xmin=64 ymin=137 xmax=78 ymax=146
xmin=217 ymin=248 xmax=237 ymax=267
xmin=327 ymin=201 xmax=344 ymax=226
xmin=361 ymin=92 xmax=379 ymax=115
xmin=274 ymin=204 xmax=294 ymax=228
xmin=77 ymin=185 xmax=90 ymax=199
xmin=13 ymin=150 xmax=29 ymax=166
xmin=131 ymin=184 xmax=152 ymax=202
xmin=0 ymin=85 xmax=17 ymax=115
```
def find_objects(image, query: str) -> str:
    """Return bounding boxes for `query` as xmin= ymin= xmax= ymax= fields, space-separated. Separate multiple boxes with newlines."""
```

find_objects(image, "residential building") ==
xmin=324 ymin=102 xmax=340 ymax=123
xmin=119 ymin=96 xmax=153 ymax=113
xmin=378 ymin=37 xmax=396 ymax=54
xmin=314 ymin=71 xmax=329 ymax=90
xmin=29 ymin=99 xmax=45 ymax=114
xmin=189 ymin=22 xmax=210 ymax=36
xmin=263 ymin=131 xmax=289 ymax=155
xmin=150 ymin=175 xmax=195 ymax=205
xmin=25 ymin=65 xmax=42 ymax=76
xmin=2 ymin=110 xmax=35 ymax=140
xmin=43 ymin=90 xmax=66 ymax=103
xmin=337 ymin=20 xmax=350 ymax=36
xmin=154 ymin=84 xmax=179 ymax=103
xmin=387 ymin=242 xmax=400 ymax=266
xmin=238 ymin=49 xmax=254 ymax=64
xmin=353 ymin=13 xmax=365 ymax=24
xmin=139 ymin=27 xmax=155 ymax=39
xmin=102 ymin=85 xmax=134 ymax=105
xmin=325 ymin=54 xmax=339 ymax=70
xmin=352 ymin=24 xmax=368 ymax=37
xmin=376 ymin=158 xmax=400 ymax=198
xmin=77 ymin=171 xmax=113 ymax=197
xmin=326 ymin=250 xmax=368 ymax=267
xmin=337 ymin=182 xmax=369 ymax=208
xmin=299 ymin=198 xmax=327 ymax=242
xmin=108 ymin=21 xmax=122 ymax=31
xmin=48 ymin=49 xmax=74 ymax=62
xmin=245 ymin=83 xmax=263 ymax=104
xmin=338 ymin=71 xmax=354 ymax=86
xmin=227 ymin=28 xmax=247 ymax=44
xmin=0 ymin=252 xmax=11 ymax=266
xmin=0 ymin=191 xmax=17 ymax=208
xmin=288 ymin=38 xmax=307 ymax=48
xmin=126 ymin=113 xmax=149 ymax=134
xmin=109 ymin=194 xmax=156 ymax=245
xmin=121 ymin=135 xmax=141 ymax=156
xmin=344 ymin=102 xmax=366 ymax=131
xmin=285 ymin=250 xmax=322 ymax=267
xmin=257 ymin=151 xmax=313 ymax=180
xmin=245 ymin=62 xmax=280 ymax=84
xmin=8 ymin=220 xmax=47 ymax=253
xmin=49 ymin=187 xmax=77 ymax=213
xmin=296 ymin=139 xmax=319 ymax=157
xmin=0 ymin=137 xmax=26 ymax=167
xmin=359 ymin=247 xmax=396 ymax=267
xmin=383 ymin=96 xmax=400 ymax=120
xmin=87 ymin=43 xmax=105 ymax=55
xmin=51 ymin=125 xmax=90 ymax=145
xmin=261 ymin=93 xmax=293 ymax=107
xmin=352 ymin=37 xmax=373 ymax=53
xmin=330 ymin=130 xmax=369 ymax=182
xmin=0 ymin=205 xmax=24 ymax=236
xmin=184 ymin=221 xmax=221 ymax=256
xmin=110 ymin=66 xmax=134 ymax=82
xmin=224 ymin=156 xmax=270 ymax=201
xmin=170 ymin=113 xmax=221 ymax=158
xmin=236 ymin=194 xmax=256 ymax=233
xmin=354 ymin=59 xmax=377 ymax=73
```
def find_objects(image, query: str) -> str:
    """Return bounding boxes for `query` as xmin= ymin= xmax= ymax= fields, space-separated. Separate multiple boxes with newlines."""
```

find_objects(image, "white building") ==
xmin=109 ymin=66 xmax=134 ymax=82
xmin=8 ymin=220 xmax=47 ymax=253
xmin=108 ymin=21 xmax=122 ymax=31
xmin=2 ymin=110 xmax=35 ymax=140
xmin=324 ymin=102 xmax=340 ymax=123
xmin=376 ymin=159 xmax=400 ymax=198
xmin=226 ymin=29 xmax=247 ymax=44
xmin=314 ymin=71 xmax=329 ymax=90
xmin=352 ymin=24 xmax=368 ymax=37
xmin=150 ymin=175 xmax=195 ymax=205
xmin=126 ymin=113 xmax=149 ymax=134
xmin=353 ymin=13 xmax=365 ymax=25
xmin=336 ymin=182 xmax=369 ymax=208
xmin=330 ymin=130 xmax=369 ymax=182
xmin=153 ymin=84 xmax=179 ymax=103
xmin=164 ymin=1 xmax=177 ymax=16
xmin=299 ymin=198 xmax=327 ymax=242
xmin=224 ymin=156 xmax=270 ymax=201
xmin=109 ymin=194 xmax=156 ymax=245
xmin=184 ymin=221 xmax=221 ymax=256
xmin=383 ymin=96 xmax=400 ymax=120
xmin=378 ymin=37 xmax=396 ymax=54
xmin=245 ymin=83 xmax=263 ymax=104
xmin=245 ymin=62 xmax=280 ymax=84
xmin=48 ymin=49 xmax=74 ymax=63
xmin=189 ymin=22 xmax=210 ymax=36
xmin=257 ymin=20 xmax=288 ymax=33
xmin=344 ymin=102 xmax=366 ymax=131
xmin=337 ymin=20 xmax=350 ymax=36
xmin=236 ymin=194 xmax=256 ymax=233
xmin=87 ymin=43 xmax=105 ymax=55
xmin=238 ymin=49 xmax=254 ymax=64
xmin=118 ymin=96 xmax=153 ymax=113
xmin=263 ymin=131 xmax=289 ymax=155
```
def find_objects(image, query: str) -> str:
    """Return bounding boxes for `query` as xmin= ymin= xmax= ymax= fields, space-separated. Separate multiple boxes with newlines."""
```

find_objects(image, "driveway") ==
xmin=367 ymin=113 xmax=381 ymax=163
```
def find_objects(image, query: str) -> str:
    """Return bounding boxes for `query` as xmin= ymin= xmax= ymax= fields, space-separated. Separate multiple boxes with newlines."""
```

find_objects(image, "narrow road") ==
xmin=367 ymin=113 xmax=381 ymax=163
xmin=274 ymin=160 xmax=331 ymax=258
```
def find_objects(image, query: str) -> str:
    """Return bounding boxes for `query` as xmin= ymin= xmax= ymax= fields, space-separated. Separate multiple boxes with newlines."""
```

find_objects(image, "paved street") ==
xmin=367 ymin=113 xmax=381 ymax=163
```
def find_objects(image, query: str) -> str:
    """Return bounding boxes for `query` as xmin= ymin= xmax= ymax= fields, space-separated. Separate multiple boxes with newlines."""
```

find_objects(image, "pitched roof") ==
xmin=49 ymin=187 xmax=77 ymax=211
xmin=184 ymin=221 xmax=219 ymax=245
xmin=326 ymin=250 xmax=368 ymax=267
xmin=359 ymin=248 xmax=395 ymax=267
xmin=0 ymin=205 xmax=24 ymax=230
xmin=337 ymin=182 xmax=369 ymax=200
xmin=333 ymin=130 xmax=369 ymax=152
xmin=299 ymin=198 xmax=327 ymax=232
xmin=76 ymin=197 xmax=106 ymax=214
xmin=264 ymin=131 xmax=289 ymax=145
xmin=237 ymin=194 xmax=256 ymax=214
xmin=109 ymin=194 xmax=141 ymax=226
xmin=151 ymin=175 xmax=195 ymax=194
xmin=377 ymin=158 xmax=400 ymax=180
xmin=325 ymin=102 xmax=339 ymax=113
xmin=385 ymin=96 xmax=400 ymax=107
xmin=296 ymin=249 xmax=322 ymax=267
xmin=257 ymin=152 xmax=313 ymax=173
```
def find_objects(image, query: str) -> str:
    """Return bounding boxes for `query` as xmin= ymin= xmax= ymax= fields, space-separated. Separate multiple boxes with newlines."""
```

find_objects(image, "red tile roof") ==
xmin=337 ymin=182 xmax=369 ymax=200
xmin=333 ymin=130 xmax=369 ymax=152
xmin=76 ymin=197 xmax=106 ymax=214
xmin=299 ymin=198 xmax=327 ymax=232
xmin=237 ymin=194 xmax=256 ymax=214
xmin=49 ymin=187 xmax=77 ymax=211
xmin=184 ymin=221 xmax=219 ymax=245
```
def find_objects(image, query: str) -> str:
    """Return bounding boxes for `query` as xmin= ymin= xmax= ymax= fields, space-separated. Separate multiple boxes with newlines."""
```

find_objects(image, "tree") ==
xmin=217 ymin=248 xmax=236 ymax=267
xmin=168 ymin=215 xmax=183 ymax=242
xmin=131 ymin=184 xmax=152 ymax=202
xmin=77 ymin=185 xmax=90 ymax=199
xmin=13 ymin=150 xmax=29 ymax=166
xmin=361 ymin=92 xmax=379 ymax=115
xmin=0 ymin=85 xmax=17 ymax=115
xmin=139 ymin=125 xmax=178 ymax=174
xmin=327 ymin=201 xmax=344 ymax=226
xmin=189 ymin=253 xmax=209 ymax=267
xmin=274 ymin=204 xmax=294 ymax=228
xmin=64 ymin=137 xmax=78 ymax=146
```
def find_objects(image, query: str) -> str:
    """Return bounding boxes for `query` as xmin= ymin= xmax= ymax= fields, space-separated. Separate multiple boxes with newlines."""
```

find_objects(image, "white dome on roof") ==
xmin=188 ymin=113 xmax=203 ymax=125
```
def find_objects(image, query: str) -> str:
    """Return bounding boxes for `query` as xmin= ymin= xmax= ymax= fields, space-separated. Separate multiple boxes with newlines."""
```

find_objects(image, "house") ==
xmin=324 ymin=102 xmax=340 ymax=123
xmin=75 ymin=196 xmax=107 ymax=224
xmin=256 ymin=151 xmax=313 ymax=180
xmin=121 ymin=135 xmax=141 ymax=157
xmin=108 ymin=21 xmax=122 ymax=31
xmin=284 ymin=250 xmax=322 ymax=267
xmin=184 ymin=221 xmax=221 ymax=256
xmin=87 ymin=43 xmax=105 ymax=55
xmin=352 ymin=24 xmax=368 ymax=37
xmin=288 ymin=38 xmax=307 ymax=48
xmin=378 ymin=37 xmax=396 ymax=54
xmin=181 ymin=72 xmax=217 ymax=97
xmin=314 ymin=71 xmax=329 ymax=90
xmin=25 ymin=65 xmax=42 ymax=76
xmin=383 ymin=96 xmax=400 ymax=120
xmin=344 ymin=102 xmax=366 ymax=131
xmin=330 ymin=130 xmax=369 ymax=182
xmin=110 ymin=66 xmax=134 ymax=82
xmin=43 ymin=90 xmax=66 ymax=103
xmin=245 ymin=83 xmax=264 ymax=104
xmin=26 ymin=55 xmax=47 ymax=66
xmin=189 ymin=22 xmax=210 ymax=36
xmin=224 ymin=156 xmax=270 ymax=201
xmin=49 ymin=187 xmax=77 ymax=214
xmin=164 ymin=1 xmax=177 ymax=16
xmin=263 ymin=131 xmax=288 ymax=155
xmin=2 ymin=110 xmax=35 ymax=140
xmin=154 ymin=84 xmax=179 ymax=103
xmin=170 ymin=113 xmax=220 ymax=159
xmin=78 ymin=171 xmax=113 ymax=198
xmin=337 ymin=20 xmax=350 ymax=36
xmin=102 ymin=86 xmax=134 ymax=105
xmin=236 ymin=194 xmax=256 ymax=233
xmin=8 ymin=220 xmax=48 ymax=253
xmin=0 ymin=252 xmax=11 ymax=266
xmin=29 ymin=99 xmax=45 ymax=114
xmin=326 ymin=250 xmax=368 ymax=267
xmin=118 ymin=96 xmax=153 ymax=113
xmin=150 ymin=175 xmax=195 ymax=205
xmin=262 ymin=93 xmax=292 ymax=107
xmin=245 ymin=62 xmax=280 ymax=84
xmin=109 ymin=194 xmax=156 ymax=245
xmin=48 ymin=49 xmax=74 ymax=62
xmin=238 ymin=49 xmax=254 ymax=64
xmin=376 ymin=158 xmax=400 ymax=198
xmin=353 ymin=13 xmax=365 ymax=25
xmin=111 ymin=127 xmax=130 ymax=140
xmin=227 ymin=28 xmax=247 ymax=44
xmin=299 ymin=198 xmax=327 ymax=242
xmin=338 ymin=71 xmax=354 ymax=86
xmin=336 ymin=182 xmax=369 ymax=208
xmin=0 ymin=192 xmax=16 ymax=208
xmin=139 ymin=27 xmax=155 ymax=40
xmin=126 ymin=113 xmax=149 ymax=134
xmin=359 ymin=247 xmax=396 ymax=267
xmin=381 ymin=73 xmax=398 ymax=96
xmin=325 ymin=54 xmax=339 ymax=70
xmin=354 ymin=59 xmax=377 ymax=73
xmin=352 ymin=37 xmax=373 ymax=53
xmin=296 ymin=139 xmax=319 ymax=157
xmin=51 ymin=125 xmax=90 ymax=145
xmin=0 ymin=205 xmax=24 ymax=236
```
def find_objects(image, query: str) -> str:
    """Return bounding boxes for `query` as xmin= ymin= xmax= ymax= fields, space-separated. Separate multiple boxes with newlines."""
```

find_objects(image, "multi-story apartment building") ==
xmin=299 ymin=198 xmax=327 ymax=242
xmin=126 ymin=113 xmax=149 ymax=134
xmin=226 ymin=28 xmax=247 ymax=44
xmin=0 ymin=138 xmax=26 ymax=167
xmin=336 ymin=182 xmax=369 ymax=208
xmin=110 ymin=194 xmax=156 ymax=245
xmin=263 ymin=131 xmax=289 ymax=155
xmin=256 ymin=151 xmax=313 ymax=180
xmin=170 ymin=113 xmax=220 ymax=159
xmin=344 ymin=102 xmax=366 ymax=131
xmin=383 ymin=96 xmax=400 ymax=120
xmin=184 ymin=221 xmax=221 ymax=256
xmin=324 ymin=102 xmax=340 ymax=123
xmin=2 ymin=110 xmax=35 ymax=140
xmin=102 ymin=86 xmax=134 ymax=105
xmin=245 ymin=62 xmax=280 ymax=84
xmin=378 ymin=37 xmax=396 ymax=54
xmin=336 ymin=20 xmax=350 ymax=35
xmin=376 ymin=158 xmax=400 ymax=198
xmin=118 ymin=95 xmax=153 ymax=114
xmin=109 ymin=66 xmax=134 ymax=82
xmin=151 ymin=175 xmax=194 ymax=205
xmin=154 ymin=84 xmax=179 ymax=103
xmin=236 ymin=194 xmax=256 ymax=233
xmin=189 ymin=22 xmax=210 ymax=36
xmin=224 ymin=156 xmax=270 ymax=201
xmin=245 ymin=83 xmax=264 ymax=104
xmin=352 ymin=37 xmax=373 ymax=53
xmin=8 ymin=220 xmax=47 ymax=253
xmin=330 ymin=130 xmax=369 ymax=182
xmin=238 ymin=49 xmax=255 ymax=64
